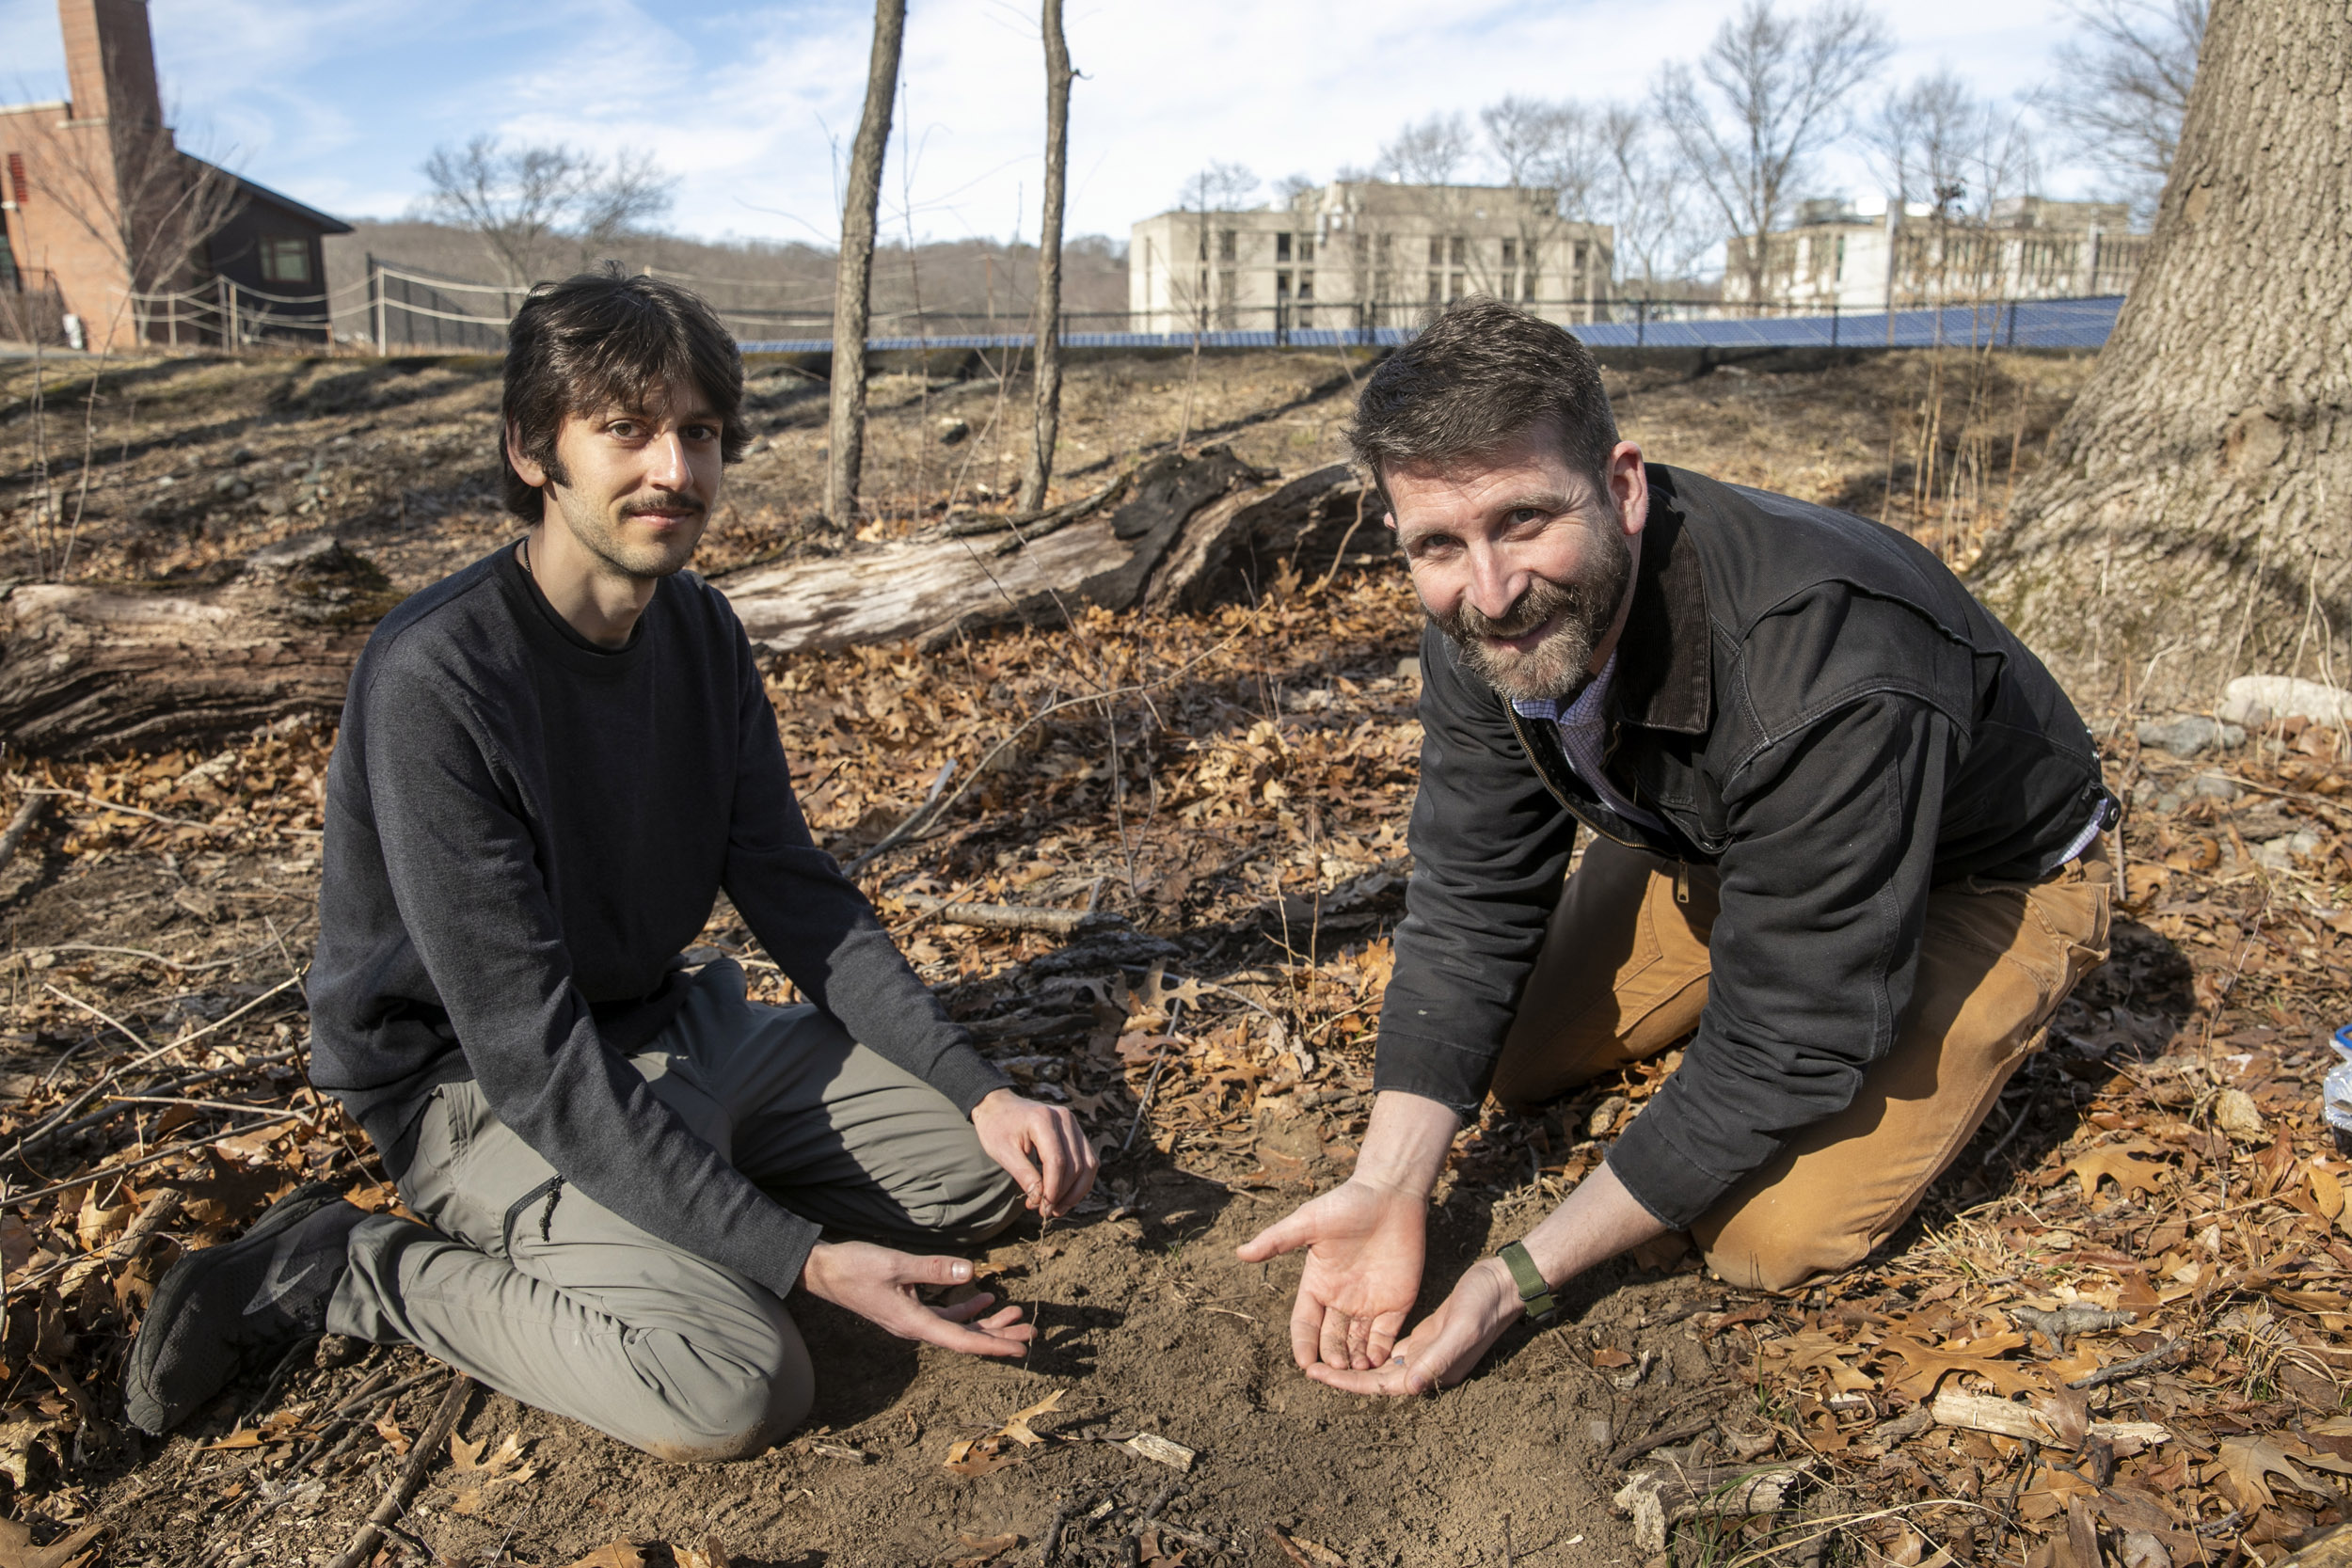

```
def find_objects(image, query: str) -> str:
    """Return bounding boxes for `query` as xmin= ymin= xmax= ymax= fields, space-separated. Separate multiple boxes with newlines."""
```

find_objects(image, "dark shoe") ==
xmin=123 ymin=1180 xmax=365 ymax=1435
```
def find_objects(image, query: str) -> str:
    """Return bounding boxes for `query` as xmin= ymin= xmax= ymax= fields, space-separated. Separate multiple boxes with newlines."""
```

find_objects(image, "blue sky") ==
xmin=0 ymin=0 xmax=2094 ymax=250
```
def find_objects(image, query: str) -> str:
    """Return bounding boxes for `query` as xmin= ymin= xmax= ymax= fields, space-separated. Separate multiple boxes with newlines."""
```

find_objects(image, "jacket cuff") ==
xmin=931 ymin=1043 xmax=1016 ymax=1118
xmin=1603 ymin=1091 xmax=1742 ymax=1231
xmin=1370 ymin=1032 xmax=1491 ymax=1121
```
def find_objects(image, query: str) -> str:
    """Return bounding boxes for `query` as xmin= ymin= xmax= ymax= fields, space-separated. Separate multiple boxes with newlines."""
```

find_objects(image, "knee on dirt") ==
xmin=631 ymin=1338 xmax=814 ymax=1464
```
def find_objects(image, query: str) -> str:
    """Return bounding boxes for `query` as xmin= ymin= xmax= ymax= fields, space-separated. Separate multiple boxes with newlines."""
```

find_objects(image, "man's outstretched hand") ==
xmin=800 ymin=1241 xmax=1033 ymax=1357
xmin=1237 ymin=1178 xmax=1429 ymax=1371
xmin=972 ymin=1088 xmax=1097 ymax=1218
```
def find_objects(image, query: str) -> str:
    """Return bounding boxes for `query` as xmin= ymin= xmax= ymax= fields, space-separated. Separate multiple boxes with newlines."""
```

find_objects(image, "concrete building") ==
xmin=1722 ymin=195 xmax=2148 ymax=313
xmin=1 ymin=0 xmax=350 ymax=349
xmin=1131 ymin=181 xmax=1613 ymax=336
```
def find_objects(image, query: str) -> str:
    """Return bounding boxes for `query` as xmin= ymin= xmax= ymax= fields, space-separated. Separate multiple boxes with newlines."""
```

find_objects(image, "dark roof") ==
xmin=183 ymin=153 xmax=353 ymax=235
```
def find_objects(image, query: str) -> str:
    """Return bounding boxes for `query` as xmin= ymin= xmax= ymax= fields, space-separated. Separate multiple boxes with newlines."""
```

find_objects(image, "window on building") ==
xmin=1375 ymin=232 xmax=1392 ymax=261
xmin=0 ymin=230 xmax=19 ymax=293
xmin=1501 ymin=239 xmax=1518 ymax=267
xmin=1449 ymin=272 xmax=1464 ymax=300
xmin=1427 ymin=236 xmax=1444 ymax=265
xmin=260 ymin=236 xmax=311 ymax=284
xmin=1426 ymin=271 xmax=1442 ymax=301
xmin=1521 ymin=270 xmax=1535 ymax=302
xmin=1297 ymin=272 xmax=1314 ymax=301
xmin=1296 ymin=237 xmax=1313 ymax=264
xmin=1276 ymin=233 xmax=1292 ymax=262
xmin=1450 ymin=235 xmax=1468 ymax=266
xmin=1276 ymin=270 xmax=1292 ymax=299
xmin=1217 ymin=230 xmax=1237 ymax=262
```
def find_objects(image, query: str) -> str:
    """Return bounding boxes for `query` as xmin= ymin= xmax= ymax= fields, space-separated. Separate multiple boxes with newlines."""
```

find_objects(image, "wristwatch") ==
xmin=1498 ymin=1241 xmax=1557 ymax=1323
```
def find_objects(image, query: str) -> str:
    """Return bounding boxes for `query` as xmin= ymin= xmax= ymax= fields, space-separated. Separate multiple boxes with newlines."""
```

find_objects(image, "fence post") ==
xmin=1636 ymin=298 xmax=1646 ymax=349
xmin=1830 ymin=301 xmax=1839 ymax=347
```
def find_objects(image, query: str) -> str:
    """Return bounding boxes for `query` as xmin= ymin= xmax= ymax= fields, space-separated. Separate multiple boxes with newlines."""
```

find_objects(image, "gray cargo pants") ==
xmin=326 ymin=959 xmax=1020 ymax=1461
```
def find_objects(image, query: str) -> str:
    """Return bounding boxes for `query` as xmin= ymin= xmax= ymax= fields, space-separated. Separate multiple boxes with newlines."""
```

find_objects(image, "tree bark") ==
xmin=1970 ymin=0 xmax=2350 ymax=708
xmin=823 ymin=0 xmax=908 ymax=530
xmin=1016 ymin=0 xmax=1075 ymax=515
xmin=0 ymin=537 xmax=387 ymax=758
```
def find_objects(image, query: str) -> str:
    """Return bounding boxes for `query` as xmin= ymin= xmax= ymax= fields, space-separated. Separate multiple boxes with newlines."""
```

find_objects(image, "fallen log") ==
xmin=719 ymin=449 xmax=1377 ymax=656
xmin=1613 ymin=1459 xmax=1817 ymax=1553
xmin=0 ymin=451 xmax=1379 ymax=757
xmin=0 ymin=535 xmax=389 ymax=757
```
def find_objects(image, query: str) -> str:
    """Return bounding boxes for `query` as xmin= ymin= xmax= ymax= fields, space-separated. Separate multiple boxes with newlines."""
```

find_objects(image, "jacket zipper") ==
xmin=1502 ymin=702 xmax=1646 ymax=851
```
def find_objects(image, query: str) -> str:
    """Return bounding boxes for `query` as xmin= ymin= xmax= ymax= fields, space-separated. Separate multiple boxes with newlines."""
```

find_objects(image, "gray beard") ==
xmin=1434 ymin=532 xmax=1631 ymax=705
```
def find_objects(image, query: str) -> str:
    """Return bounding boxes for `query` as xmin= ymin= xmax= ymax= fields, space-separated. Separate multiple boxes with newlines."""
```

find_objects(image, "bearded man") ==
xmin=1241 ymin=299 xmax=2115 ymax=1393
xmin=125 ymin=269 xmax=1093 ymax=1456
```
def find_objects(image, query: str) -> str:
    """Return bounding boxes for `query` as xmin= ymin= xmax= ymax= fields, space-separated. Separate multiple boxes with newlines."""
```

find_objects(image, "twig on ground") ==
xmin=0 ymin=795 xmax=45 ymax=874
xmin=41 ymin=981 xmax=154 ymax=1054
xmin=7 ymin=1044 xmax=304 ymax=1163
xmin=892 ymin=894 xmax=1129 ymax=937
xmin=1609 ymin=1417 xmax=1716 ymax=1469
xmin=0 ymin=1111 xmax=310 ymax=1211
xmin=844 ymin=759 xmax=958 ymax=875
xmin=326 ymin=1371 xmax=475 ymax=1568
xmin=2069 ymin=1338 xmax=2183 ymax=1390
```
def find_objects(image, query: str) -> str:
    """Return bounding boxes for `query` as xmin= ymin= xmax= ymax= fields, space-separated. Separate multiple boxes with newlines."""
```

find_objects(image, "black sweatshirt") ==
xmin=308 ymin=544 xmax=1009 ymax=1299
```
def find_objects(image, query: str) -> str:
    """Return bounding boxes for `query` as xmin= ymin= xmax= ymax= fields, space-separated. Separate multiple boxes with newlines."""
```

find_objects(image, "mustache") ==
xmin=621 ymin=493 xmax=706 ymax=518
xmin=1441 ymin=577 xmax=1580 ymax=641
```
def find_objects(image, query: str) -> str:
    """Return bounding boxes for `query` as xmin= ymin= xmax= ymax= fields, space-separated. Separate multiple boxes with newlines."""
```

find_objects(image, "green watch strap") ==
xmin=1499 ymin=1241 xmax=1557 ymax=1323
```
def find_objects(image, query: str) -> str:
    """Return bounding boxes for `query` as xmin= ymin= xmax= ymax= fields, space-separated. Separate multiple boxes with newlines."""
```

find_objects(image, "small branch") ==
xmin=1608 ymin=1416 xmax=1715 ymax=1469
xmin=0 ymin=796 xmax=46 ymax=874
xmin=891 ymin=895 xmax=1129 ymax=938
xmin=326 ymin=1372 xmax=475 ymax=1568
xmin=843 ymin=759 xmax=957 ymax=875
xmin=2068 ymin=1337 xmax=2183 ymax=1390
xmin=0 ymin=1111 xmax=309 ymax=1211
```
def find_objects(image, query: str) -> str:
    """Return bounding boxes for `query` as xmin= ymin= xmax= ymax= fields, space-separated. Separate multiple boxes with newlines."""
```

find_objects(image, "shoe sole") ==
xmin=123 ymin=1180 xmax=349 ymax=1434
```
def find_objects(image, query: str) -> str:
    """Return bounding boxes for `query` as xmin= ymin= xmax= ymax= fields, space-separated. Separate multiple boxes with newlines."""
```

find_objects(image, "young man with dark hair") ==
xmin=125 ymin=269 xmax=1095 ymax=1459
xmin=1242 ymin=297 xmax=2114 ymax=1394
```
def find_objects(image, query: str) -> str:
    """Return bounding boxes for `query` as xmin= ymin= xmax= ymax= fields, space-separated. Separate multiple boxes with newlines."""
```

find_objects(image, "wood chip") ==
xmin=1123 ymin=1432 xmax=1196 ymax=1470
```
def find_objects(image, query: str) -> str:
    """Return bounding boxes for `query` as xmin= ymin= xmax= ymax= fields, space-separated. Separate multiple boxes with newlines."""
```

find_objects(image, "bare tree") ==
xmin=825 ymin=0 xmax=908 ymax=529
xmin=1473 ymin=97 xmax=1610 ymax=309
xmin=1597 ymin=106 xmax=1711 ymax=298
xmin=1653 ymin=0 xmax=1895 ymax=307
xmin=1378 ymin=113 xmax=1475 ymax=183
xmin=418 ymin=136 xmax=675 ymax=286
xmin=1017 ymin=0 xmax=1075 ymax=515
xmin=1864 ymin=71 xmax=2039 ymax=296
xmin=2044 ymin=0 xmax=2207 ymax=224
xmin=1271 ymin=172 xmax=1318 ymax=206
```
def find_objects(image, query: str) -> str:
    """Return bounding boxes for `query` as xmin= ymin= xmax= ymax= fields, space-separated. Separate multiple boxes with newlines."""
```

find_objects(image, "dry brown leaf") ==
xmin=949 ymin=1532 xmax=1022 ymax=1568
xmin=2065 ymin=1146 xmax=2171 ymax=1200
xmin=677 ymin=1537 xmax=733 ymax=1568
xmin=557 ymin=1546 xmax=644 ymax=1568
xmin=2313 ymin=1165 xmax=2346 ymax=1222
xmin=1877 ymin=1332 xmax=2038 ymax=1400
xmin=998 ymin=1387 xmax=1065 ymax=1446
xmin=449 ymin=1430 xmax=534 ymax=1514
xmin=0 ymin=1517 xmax=104 ymax=1568
xmin=373 ymin=1415 xmax=410 ymax=1455
xmin=2219 ymin=1434 xmax=2336 ymax=1512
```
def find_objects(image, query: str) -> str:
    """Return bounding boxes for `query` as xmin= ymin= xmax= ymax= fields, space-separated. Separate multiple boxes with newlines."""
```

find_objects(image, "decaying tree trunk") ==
xmin=1970 ymin=0 xmax=2350 ymax=706
xmin=1016 ymin=0 xmax=1075 ymax=515
xmin=0 ymin=457 xmax=1377 ymax=756
xmin=823 ymin=0 xmax=908 ymax=529
xmin=0 ymin=537 xmax=389 ymax=757
xmin=721 ymin=451 xmax=1375 ymax=656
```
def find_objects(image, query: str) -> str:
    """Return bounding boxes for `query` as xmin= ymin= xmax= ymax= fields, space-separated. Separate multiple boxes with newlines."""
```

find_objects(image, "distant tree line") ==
xmin=1176 ymin=0 xmax=2205 ymax=300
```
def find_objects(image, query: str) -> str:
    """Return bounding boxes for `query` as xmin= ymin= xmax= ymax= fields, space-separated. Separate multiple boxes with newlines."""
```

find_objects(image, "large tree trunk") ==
xmin=823 ymin=0 xmax=907 ymax=529
xmin=1970 ymin=0 xmax=2350 ymax=708
xmin=1016 ymin=0 xmax=1074 ymax=515
xmin=0 ymin=460 xmax=1377 ymax=755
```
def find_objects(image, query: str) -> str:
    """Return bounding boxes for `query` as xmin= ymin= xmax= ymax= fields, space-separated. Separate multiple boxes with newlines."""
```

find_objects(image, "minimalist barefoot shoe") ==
xmin=123 ymin=1181 xmax=366 ymax=1435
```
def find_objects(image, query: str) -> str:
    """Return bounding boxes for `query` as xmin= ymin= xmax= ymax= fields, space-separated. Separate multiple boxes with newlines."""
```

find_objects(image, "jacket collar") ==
xmin=1606 ymin=466 xmax=1711 ymax=736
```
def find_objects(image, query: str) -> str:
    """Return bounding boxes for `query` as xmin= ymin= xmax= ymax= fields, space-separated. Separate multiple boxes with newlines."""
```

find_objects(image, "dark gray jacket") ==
xmin=1374 ymin=465 xmax=2112 ymax=1229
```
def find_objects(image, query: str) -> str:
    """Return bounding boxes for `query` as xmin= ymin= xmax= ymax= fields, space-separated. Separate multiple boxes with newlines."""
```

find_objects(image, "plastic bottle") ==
xmin=2328 ymin=1025 xmax=2352 ymax=1155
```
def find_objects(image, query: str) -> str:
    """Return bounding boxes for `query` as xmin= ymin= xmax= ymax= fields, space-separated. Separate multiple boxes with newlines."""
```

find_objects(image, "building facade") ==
xmin=1722 ymin=195 xmax=2148 ymax=312
xmin=1131 ymin=181 xmax=1613 ymax=335
xmin=1 ymin=0 xmax=349 ymax=349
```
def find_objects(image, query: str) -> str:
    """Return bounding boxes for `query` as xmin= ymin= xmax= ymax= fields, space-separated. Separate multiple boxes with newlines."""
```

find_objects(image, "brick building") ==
xmin=0 ymin=0 xmax=350 ymax=349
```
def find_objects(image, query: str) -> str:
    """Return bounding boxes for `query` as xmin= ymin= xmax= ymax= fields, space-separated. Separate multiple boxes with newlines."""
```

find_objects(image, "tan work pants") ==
xmin=1493 ymin=835 xmax=2111 ymax=1292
